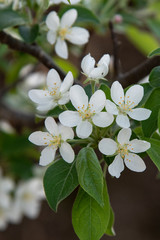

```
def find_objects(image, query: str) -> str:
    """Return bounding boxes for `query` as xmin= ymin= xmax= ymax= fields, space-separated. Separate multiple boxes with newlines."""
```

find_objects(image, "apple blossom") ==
xmin=28 ymin=69 xmax=74 ymax=112
xmin=105 ymin=81 xmax=151 ymax=128
xmin=81 ymin=53 xmax=110 ymax=82
xmin=49 ymin=0 xmax=81 ymax=4
xmin=98 ymin=128 xmax=151 ymax=178
xmin=29 ymin=117 xmax=75 ymax=165
xmin=46 ymin=9 xmax=89 ymax=59
xmin=59 ymin=85 xmax=114 ymax=138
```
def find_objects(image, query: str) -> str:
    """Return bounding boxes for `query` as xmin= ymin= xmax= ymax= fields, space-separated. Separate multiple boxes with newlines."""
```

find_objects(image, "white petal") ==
xmin=108 ymin=154 xmax=124 ymax=178
xmin=116 ymin=114 xmax=130 ymax=128
xmin=46 ymin=69 xmax=61 ymax=92
xmin=60 ymin=9 xmax=77 ymax=28
xmin=58 ymin=125 xmax=74 ymax=140
xmin=125 ymin=85 xmax=144 ymax=108
xmin=28 ymin=89 xmax=51 ymax=104
xmin=66 ymin=27 xmax=89 ymax=45
xmin=98 ymin=138 xmax=117 ymax=155
xmin=1 ymin=178 xmax=14 ymax=192
xmin=117 ymin=128 xmax=131 ymax=145
xmin=70 ymin=85 xmax=88 ymax=110
xmin=46 ymin=11 xmax=60 ymax=31
xmin=28 ymin=131 xmax=52 ymax=146
xmin=58 ymin=92 xmax=70 ymax=105
xmin=128 ymin=108 xmax=151 ymax=121
xmin=39 ymin=147 xmax=56 ymax=166
xmin=76 ymin=120 xmax=92 ymax=138
xmin=89 ymin=90 xmax=106 ymax=113
xmin=55 ymin=38 xmax=68 ymax=59
xmin=45 ymin=117 xmax=59 ymax=135
xmin=98 ymin=54 xmax=110 ymax=66
xmin=89 ymin=64 xmax=108 ymax=79
xmin=62 ymin=0 xmax=81 ymax=3
xmin=105 ymin=100 xmax=119 ymax=115
xmin=37 ymin=101 xmax=57 ymax=112
xmin=59 ymin=142 xmax=75 ymax=163
xmin=124 ymin=153 xmax=146 ymax=172
xmin=111 ymin=81 xmax=124 ymax=106
xmin=128 ymin=140 xmax=151 ymax=153
xmin=81 ymin=53 xmax=95 ymax=76
xmin=60 ymin=71 xmax=74 ymax=94
xmin=59 ymin=111 xmax=81 ymax=127
xmin=92 ymin=112 xmax=114 ymax=127
xmin=47 ymin=30 xmax=57 ymax=45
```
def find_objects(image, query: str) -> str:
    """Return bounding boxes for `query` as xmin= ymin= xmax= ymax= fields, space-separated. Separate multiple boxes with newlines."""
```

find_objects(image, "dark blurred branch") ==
xmin=0 ymin=30 xmax=65 ymax=79
xmin=117 ymin=55 xmax=160 ymax=87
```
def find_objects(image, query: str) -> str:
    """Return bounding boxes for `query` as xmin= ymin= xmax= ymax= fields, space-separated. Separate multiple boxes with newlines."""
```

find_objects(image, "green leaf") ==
xmin=47 ymin=106 xmax=63 ymax=117
xmin=158 ymin=110 xmax=160 ymax=133
xmin=43 ymin=159 xmax=79 ymax=212
xmin=0 ymin=8 xmax=26 ymax=30
xmin=142 ymin=88 xmax=160 ymax=137
xmin=76 ymin=147 xmax=104 ymax=206
xmin=138 ymin=83 xmax=153 ymax=106
xmin=149 ymin=66 xmax=160 ymax=88
xmin=147 ymin=19 xmax=160 ymax=39
xmin=19 ymin=24 xmax=39 ymax=43
xmin=105 ymin=207 xmax=115 ymax=236
xmin=72 ymin=181 xmax=110 ymax=240
xmin=100 ymin=83 xmax=111 ymax=100
xmin=145 ymin=138 xmax=160 ymax=171
xmin=148 ymin=48 xmax=160 ymax=58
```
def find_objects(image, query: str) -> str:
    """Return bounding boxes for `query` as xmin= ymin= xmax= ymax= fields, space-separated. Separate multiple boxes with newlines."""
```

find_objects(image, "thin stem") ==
xmin=103 ymin=163 xmax=108 ymax=178
xmin=91 ymin=81 xmax=96 ymax=94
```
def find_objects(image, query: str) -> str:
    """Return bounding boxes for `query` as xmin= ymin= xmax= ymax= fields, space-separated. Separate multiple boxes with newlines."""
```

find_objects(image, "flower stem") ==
xmin=91 ymin=81 xmax=96 ymax=94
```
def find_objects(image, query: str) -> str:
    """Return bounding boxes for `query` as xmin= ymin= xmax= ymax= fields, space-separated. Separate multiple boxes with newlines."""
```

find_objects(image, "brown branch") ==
xmin=117 ymin=56 xmax=160 ymax=87
xmin=0 ymin=30 xmax=65 ymax=79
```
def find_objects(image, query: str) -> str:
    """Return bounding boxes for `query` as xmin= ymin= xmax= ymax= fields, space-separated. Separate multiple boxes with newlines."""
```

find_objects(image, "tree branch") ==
xmin=0 ymin=30 xmax=65 ymax=79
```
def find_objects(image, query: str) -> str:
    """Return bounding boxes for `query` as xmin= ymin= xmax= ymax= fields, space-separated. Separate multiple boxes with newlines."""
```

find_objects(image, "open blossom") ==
xmin=81 ymin=53 xmax=110 ymax=81
xmin=46 ymin=9 xmax=89 ymax=59
xmin=29 ymin=117 xmax=75 ymax=165
xmin=28 ymin=69 xmax=74 ymax=112
xmin=49 ymin=0 xmax=81 ymax=4
xmin=59 ymin=85 xmax=114 ymax=139
xmin=105 ymin=81 xmax=151 ymax=128
xmin=98 ymin=128 xmax=151 ymax=178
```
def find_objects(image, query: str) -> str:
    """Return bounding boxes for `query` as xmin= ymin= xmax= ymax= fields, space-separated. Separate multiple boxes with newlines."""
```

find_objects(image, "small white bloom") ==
xmin=46 ymin=9 xmax=89 ymax=59
xmin=49 ymin=0 xmax=81 ymax=4
xmin=105 ymin=81 xmax=151 ymax=128
xmin=0 ymin=206 xmax=9 ymax=231
xmin=28 ymin=69 xmax=74 ymax=112
xmin=59 ymin=85 xmax=114 ymax=139
xmin=81 ymin=53 xmax=110 ymax=81
xmin=98 ymin=128 xmax=151 ymax=178
xmin=29 ymin=117 xmax=75 ymax=165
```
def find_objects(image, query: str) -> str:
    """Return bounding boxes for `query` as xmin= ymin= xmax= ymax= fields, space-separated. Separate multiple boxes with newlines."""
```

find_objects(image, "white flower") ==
xmin=59 ymin=85 xmax=114 ymax=139
xmin=28 ymin=69 xmax=74 ymax=112
xmin=98 ymin=128 xmax=151 ymax=178
xmin=46 ymin=9 xmax=89 ymax=59
xmin=81 ymin=53 xmax=110 ymax=81
xmin=0 ymin=206 xmax=9 ymax=231
xmin=49 ymin=0 xmax=81 ymax=4
xmin=105 ymin=81 xmax=151 ymax=128
xmin=29 ymin=117 xmax=75 ymax=165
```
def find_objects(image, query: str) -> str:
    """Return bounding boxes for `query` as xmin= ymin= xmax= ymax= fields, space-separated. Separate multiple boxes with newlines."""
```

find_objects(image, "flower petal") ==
xmin=55 ymin=38 xmax=68 ymax=59
xmin=28 ymin=131 xmax=52 ymax=146
xmin=59 ymin=142 xmax=75 ymax=163
xmin=39 ymin=147 xmax=56 ymax=166
xmin=108 ymin=154 xmax=124 ymax=178
xmin=92 ymin=112 xmax=114 ymax=127
xmin=124 ymin=153 xmax=146 ymax=172
xmin=98 ymin=138 xmax=117 ymax=155
xmin=76 ymin=120 xmax=92 ymax=138
xmin=46 ymin=11 xmax=60 ymax=31
xmin=105 ymin=100 xmax=119 ymax=115
xmin=58 ymin=125 xmax=74 ymax=140
xmin=81 ymin=53 xmax=95 ymax=76
xmin=125 ymin=85 xmax=144 ymax=108
xmin=62 ymin=0 xmax=81 ymax=3
xmin=36 ymin=102 xmax=57 ymax=112
xmin=128 ymin=139 xmax=151 ymax=153
xmin=45 ymin=117 xmax=59 ymax=135
xmin=70 ymin=85 xmax=88 ymax=110
xmin=60 ymin=71 xmax=74 ymax=94
xmin=116 ymin=114 xmax=130 ymax=128
xmin=98 ymin=54 xmax=110 ymax=66
xmin=111 ymin=81 xmax=124 ymax=106
xmin=89 ymin=64 xmax=108 ymax=79
xmin=89 ymin=90 xmax=106 ymax=113
xmin=58 ymin=92 xmax=70 ymax=105
xmin=28 ymin=89 xmax=52 ymax=104
xmin=128 ymin=108 xmax=151 ymax=121
xmin=46 ymin=68 xmax=61 ymax=92
xmin=47 ymin=30 xmax=57 ymax=45
xmin=117 ymin=128 xmax=131 ymax=145
xmin=59 ymin=111 xmax=81 ymax=127
xmin=60 ymin=9 xmax=77 ymax=28
xmin=66 ymin=27 xmax=89 ymax=45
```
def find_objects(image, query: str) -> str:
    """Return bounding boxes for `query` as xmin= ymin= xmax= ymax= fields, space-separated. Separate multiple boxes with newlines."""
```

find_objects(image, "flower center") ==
xmin=59 ymin=28 xmax=68 ymax=40
xmin=49 ymin=135 xmax=62 ymax=148
xmin=117 ymin=144 xmax=129 ymax=158
xmin=77 ymin=104 xmax=95 ymax=121
xmin=22 ymin=192 xmax=33 ymax=201
xmin=118 ymin=96 xmax=136 ymax=114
